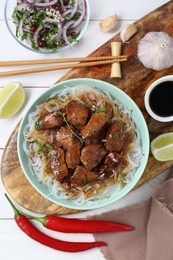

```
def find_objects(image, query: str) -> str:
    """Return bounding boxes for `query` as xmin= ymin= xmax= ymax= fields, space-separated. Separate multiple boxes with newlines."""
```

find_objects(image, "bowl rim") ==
xmin=17 ymin=78 xmax=150 ymax=210
xmin=144 ymin=75 xmax=173 ymax=122
xmin=4 ymin=0 xmax=90 ymax=54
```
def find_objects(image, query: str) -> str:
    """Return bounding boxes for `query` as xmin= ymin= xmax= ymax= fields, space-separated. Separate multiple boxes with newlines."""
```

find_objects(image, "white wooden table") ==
xmin=0 ymin=1 xmax=171 ymax=259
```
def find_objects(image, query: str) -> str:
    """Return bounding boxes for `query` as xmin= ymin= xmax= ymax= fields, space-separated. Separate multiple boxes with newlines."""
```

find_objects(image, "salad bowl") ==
xmin=5 ymin=0 xmax=90 ymax=54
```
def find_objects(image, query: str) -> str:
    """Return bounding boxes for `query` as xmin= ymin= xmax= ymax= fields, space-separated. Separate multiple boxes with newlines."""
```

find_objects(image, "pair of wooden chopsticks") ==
xmin=0 ymin=55 xmax=127 ymax=77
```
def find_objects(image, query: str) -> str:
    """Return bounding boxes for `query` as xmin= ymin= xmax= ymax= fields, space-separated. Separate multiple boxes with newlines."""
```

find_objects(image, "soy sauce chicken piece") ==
xmin=65 ymin=100 xmax=89 ymax=127
xmin=66 ymin=142 xmax=81 ymax=169
xmin=106 ymin=122 xmax=125 ymax=152
xmin=55 ymin=126 xmax=75 ymax=150
xmin=100 ymin=152 xmax=122 ymax=177
xmin=35 ymin=112 xmax=63 ymax=130
xmin=81 ymin=112 xmax=108 ymax=139
xmin=81 ymin=144 xmax=107 ymax=171
xmin=50 ymin=148 xmax=68 ymax=181
xmin=70 ymin=166 xmax=98 ymax=187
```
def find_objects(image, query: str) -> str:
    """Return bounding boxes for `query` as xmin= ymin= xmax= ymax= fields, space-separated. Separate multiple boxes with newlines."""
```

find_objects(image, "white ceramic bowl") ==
xmin=5 ymin=0 xmax=90 ymax=54
xmin=144 ymin=75 xmax=173 ymax=122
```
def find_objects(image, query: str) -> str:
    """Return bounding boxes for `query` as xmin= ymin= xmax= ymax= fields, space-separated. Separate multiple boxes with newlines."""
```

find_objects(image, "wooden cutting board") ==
xmin=1 ymin=1 xmax=173 ymax=215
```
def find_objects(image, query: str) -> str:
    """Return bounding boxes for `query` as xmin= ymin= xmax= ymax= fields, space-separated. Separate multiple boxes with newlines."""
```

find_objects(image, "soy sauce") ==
xmin=149 ymin=81 xmax=173 ymax=117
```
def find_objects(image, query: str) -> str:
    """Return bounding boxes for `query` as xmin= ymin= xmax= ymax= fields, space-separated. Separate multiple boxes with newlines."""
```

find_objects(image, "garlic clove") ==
xmin=99 ymin=14 xmax=118 ymax=33
xmin=120 ymin=24 xmax=138 ymax=43
xmin=137 ymin=31 xmax=173 ymax=71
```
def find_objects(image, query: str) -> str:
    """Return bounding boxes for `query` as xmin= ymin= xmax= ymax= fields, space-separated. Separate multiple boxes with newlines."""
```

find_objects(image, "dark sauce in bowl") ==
xmin=149 ymin=81 xmax=173 ymax=117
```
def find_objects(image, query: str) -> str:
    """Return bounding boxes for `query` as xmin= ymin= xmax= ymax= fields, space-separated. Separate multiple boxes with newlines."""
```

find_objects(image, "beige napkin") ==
xmin=88 ymin=170 xmax=173 ymax=260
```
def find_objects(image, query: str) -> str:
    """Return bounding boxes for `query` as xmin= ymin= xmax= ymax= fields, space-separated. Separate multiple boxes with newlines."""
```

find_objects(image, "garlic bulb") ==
xmin=137 ymin=31 xmax=173 ymax=71
xmin=120 ymin=24 xmax=138 ymax=43
xmin=99 ymin=14 xmax=118 ymax=33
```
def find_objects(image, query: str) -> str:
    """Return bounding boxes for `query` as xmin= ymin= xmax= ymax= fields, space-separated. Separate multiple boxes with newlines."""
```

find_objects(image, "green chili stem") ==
xmin=19 ymin=212 xmax=47 ymax=226
xmin=5 ymin=193 xmax=47 ymax=225
xmin=5 ymin=193 xmax=19 ymax=218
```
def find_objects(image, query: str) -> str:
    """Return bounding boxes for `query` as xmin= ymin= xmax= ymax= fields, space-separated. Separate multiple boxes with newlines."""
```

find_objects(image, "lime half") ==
xmin=151 ymin=132 xmax=173 ymax=161
xmin=0 ymin=82 xmax=25 ymax=119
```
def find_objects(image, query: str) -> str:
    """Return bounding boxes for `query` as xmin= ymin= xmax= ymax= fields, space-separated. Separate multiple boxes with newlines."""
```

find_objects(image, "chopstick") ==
xmin=0 ymin=57 xmax=127 ymax=77
xmin=0 ymin=56 xmax=127 ymax=66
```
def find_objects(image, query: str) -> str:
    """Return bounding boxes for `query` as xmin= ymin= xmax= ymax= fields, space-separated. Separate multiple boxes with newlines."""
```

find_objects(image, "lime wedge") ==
xmin=151 ymin=132 xmax=173 ymax=161
xmin=0 ymin=82 xmax=25 ymax=119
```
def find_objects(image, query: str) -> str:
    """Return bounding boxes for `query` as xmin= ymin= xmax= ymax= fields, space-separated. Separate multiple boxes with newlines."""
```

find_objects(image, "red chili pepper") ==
xmin=5 ymin=194 xmax=106 ymax=253
xmin=19 ymin=211 xmax=134 ymax=233
xmin=35 ymin=215 xmax=134 ymax=233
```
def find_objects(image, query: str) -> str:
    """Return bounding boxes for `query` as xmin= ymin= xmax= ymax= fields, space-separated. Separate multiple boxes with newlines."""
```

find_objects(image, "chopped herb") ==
xmin=45 ymin=144 xmax=52 ymax=158
xmin=34 ymin=139 xmax=44 ymax=154
xmin=118 ymin=173 xmax=126 ymax=185
xmin=52 ymin=154 xmax=59 ymax=162
xmin=12 ymin=10 xmax=23 ymax=23
xmin=22 ymin=32 xmax=28 ymax=41
xmin=47 ymin=151 xmax=51 ymax=158
xmin=31 ymin=41 xmax=38 ymax=50
xmin=113 ymin=130 xmax=123 ymax=140
xmin=46 ymin=94 xmax=58 ymax=102
xmin=71 ymin=31 xmax=80 ymax=39
xmin=35 ymin=120 xmax=43 ymax=130
xmin=95 ymin=107 xmax=106 ymax=113
xmin=46 ymin=144 xmax=52 ymax=150
xmin=16 ymin=27 xmax=19 ymax=38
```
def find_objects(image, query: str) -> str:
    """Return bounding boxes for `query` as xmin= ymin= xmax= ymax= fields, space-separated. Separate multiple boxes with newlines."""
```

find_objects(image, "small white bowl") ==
xmin=144 ymin=75 xmax=173 ymax=122
xmin=4 ymin=0 xmax=90 ymax=54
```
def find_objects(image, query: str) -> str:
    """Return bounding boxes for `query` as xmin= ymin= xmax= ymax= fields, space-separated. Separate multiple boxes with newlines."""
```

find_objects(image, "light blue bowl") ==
xmin=5 ymin=0 xmax=90 ymax=54
xmin=18 ymin=78 xmax=150 ymax=210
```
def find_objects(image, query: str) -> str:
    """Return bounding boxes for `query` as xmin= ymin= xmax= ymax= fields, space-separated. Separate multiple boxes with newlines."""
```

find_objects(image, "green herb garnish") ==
xmin=56 ymin=111 xmax=84 ymax=144
xmin=95 ymin=107 xmax=106 ymax=113
xmin=113 ymin=130 xmax=123 ymax=140
xmin=118 ymin=173 xmax=126 ymax=185
xmin=22 ymin=31 xmax=28 ymax=41
xmin=46 ymin=94 xmax=59 ymax=102
xmin=35 ymin=120 xmax=43 ymax=130
xmin=34 ymin=139 xmax=44 ymax=154
xmin=52 ymin=154 xmax=59 ymax=162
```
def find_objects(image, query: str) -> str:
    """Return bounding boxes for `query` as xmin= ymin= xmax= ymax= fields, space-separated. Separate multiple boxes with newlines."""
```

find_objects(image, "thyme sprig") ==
xmin=56 ymin=111 xmax=84 ymax=144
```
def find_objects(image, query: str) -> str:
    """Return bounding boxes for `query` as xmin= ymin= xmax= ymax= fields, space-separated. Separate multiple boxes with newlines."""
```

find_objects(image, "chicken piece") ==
xmin=50 ymin=149 xmax=68 ymax=181
xmin=100 ymin=152 xmax=122 ymax=176
xmin=81 ymin=144 xmax=107 ymax=171
xmin=105 ymin=122 xmax=125 ymax=152
xmin=35 ymin=112 xmax=63 ymax=130
xmin=55 ymin=126 xmax=75 ymax=150
xmin=66 ymin=142 xmax=81 ymax=169
xmin=81 ymin=112 xmax=108 ymax=139
xmin=70 ymin=166 xmax=98 ymax=187
xmin=65 ymin=100 xmax=89 ymax=127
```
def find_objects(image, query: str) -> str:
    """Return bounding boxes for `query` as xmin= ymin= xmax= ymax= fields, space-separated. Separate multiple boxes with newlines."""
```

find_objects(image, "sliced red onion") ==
xmin=26 ymin=0 xmax=58 ymax=8
xmin=17 ymin=0 xmax=24 ymax=4
xmin=15 ymin=3 xmax=28 ymax=11
xmin=18 ymin=14 xmax=26 ymax=36
xmin=33 ymin=26 xmax=43 ymax=46
xmin=62 ymin=8 xmax=74 ymax=17
xmin=59 ymin=0 xmax=65 ymax=11
xmin=63 ymin=20 xmax=76 ymax=46
xmin=52 ymin=28 xmax=63 ymax=42
xmin=70 ymin=0 xmax=86 ymax=29
xmin=65 ymin=0 xmax=79 ymax=20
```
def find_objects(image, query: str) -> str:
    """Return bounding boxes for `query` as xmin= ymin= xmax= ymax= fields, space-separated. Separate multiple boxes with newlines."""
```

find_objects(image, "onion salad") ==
xmin=12 ymin=0 xmax=88 ymax=52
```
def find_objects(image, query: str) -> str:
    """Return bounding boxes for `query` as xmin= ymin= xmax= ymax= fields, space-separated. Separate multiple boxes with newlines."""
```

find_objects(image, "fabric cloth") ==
xmin=88 ymin=170 xmax=173 ymax=260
